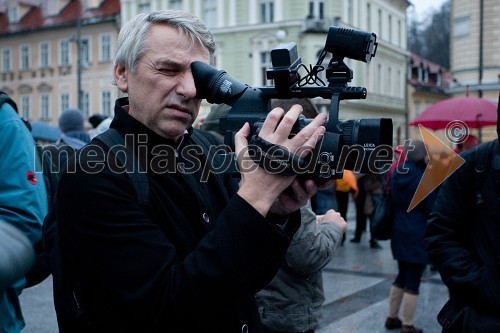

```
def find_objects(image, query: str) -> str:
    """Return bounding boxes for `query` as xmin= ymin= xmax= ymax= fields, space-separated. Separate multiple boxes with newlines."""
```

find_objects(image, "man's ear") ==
xmin=114 ymin=65 xmax=128 ymax=93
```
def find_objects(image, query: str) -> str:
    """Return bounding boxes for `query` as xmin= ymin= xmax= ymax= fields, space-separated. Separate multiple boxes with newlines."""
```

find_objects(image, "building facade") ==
xmin=448 ymin=0 xmax=500 ymax=101
xmin=447 ymin=0 xmax=499 ymax=142
xmin=0 ymin=0 xmax=120 ymax=126
xmin=121 ymin=0 xmax=410 ymax=144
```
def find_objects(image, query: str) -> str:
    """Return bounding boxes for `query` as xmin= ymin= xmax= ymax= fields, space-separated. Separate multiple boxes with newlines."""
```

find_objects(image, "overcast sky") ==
xmin=410 ymin=0 xmax=448 ymax=20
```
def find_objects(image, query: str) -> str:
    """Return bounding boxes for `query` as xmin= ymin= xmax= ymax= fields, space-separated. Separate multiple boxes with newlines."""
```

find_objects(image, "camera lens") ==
xmin=340 ymin=118 xmax=393 ymax=173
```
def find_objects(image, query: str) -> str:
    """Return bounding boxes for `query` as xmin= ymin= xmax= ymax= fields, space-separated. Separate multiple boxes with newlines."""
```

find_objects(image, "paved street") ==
xmin=19 ymin=198 xmax=448 ymax=332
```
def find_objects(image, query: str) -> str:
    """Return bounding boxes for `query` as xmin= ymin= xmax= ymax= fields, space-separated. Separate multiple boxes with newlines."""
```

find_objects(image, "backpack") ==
xmin=0 ymin=93 xmax=143 ymax=288
xmin=370 ymin=179 xmax=393 ymax=240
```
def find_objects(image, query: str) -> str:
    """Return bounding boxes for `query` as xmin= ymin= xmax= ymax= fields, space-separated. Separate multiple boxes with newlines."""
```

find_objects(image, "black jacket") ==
xmin=426 ymin=140 xmax=500 ymax=324
xmin=54 ymin=98 xmax=300 ymax=332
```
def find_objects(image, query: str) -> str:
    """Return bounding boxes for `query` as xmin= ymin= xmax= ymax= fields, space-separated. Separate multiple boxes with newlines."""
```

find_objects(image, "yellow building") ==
xmin=0 ymin=0 xmax=121 ymax=126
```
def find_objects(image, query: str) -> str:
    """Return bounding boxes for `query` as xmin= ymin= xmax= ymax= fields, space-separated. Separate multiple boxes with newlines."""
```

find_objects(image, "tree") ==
xmin=407 ymin=1 xmax=450 ymax=69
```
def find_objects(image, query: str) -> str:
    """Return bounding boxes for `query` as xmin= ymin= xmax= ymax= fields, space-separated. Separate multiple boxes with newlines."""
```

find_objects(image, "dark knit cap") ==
xmin=406 ymin=140 xmax=427 ymax=162
xmin=59 ymin=108 xmax=85 ymax=133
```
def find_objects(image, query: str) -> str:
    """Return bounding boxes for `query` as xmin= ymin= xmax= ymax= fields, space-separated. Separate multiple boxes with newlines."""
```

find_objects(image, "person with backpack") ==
xmin=0 ymin=93 xmax=48 ymax=333
xmin=425 ymin=119 xmax=500 ymax=332
xmin=51 ymin=10 xmax=328 ymax=333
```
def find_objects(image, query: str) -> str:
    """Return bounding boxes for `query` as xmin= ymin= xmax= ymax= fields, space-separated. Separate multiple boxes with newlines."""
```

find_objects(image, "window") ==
xmin=454 ymin=16 xmax=470 ymax=37
xmin=81 ymin=92 xmax=90 ymax=117
xmin=60 ymin=40 xmax=70 ymax=66
xmin=396 ymin=70 xmax=401 ymax=98
xmin=377 ymin=63 xmax=383 ymax=94
xmin=388 ymin=15 xmax=392 ymax=43
xmin=378 ymin=9 xmax=382 ymax=38
xmin=20 ymin=45 xmax=30 ymax=70
xmin=138 ymin=2 xmax=151 ymax=14
xmin=8 ymin=4 xmax=19 ymax=23
xmin=348 ymin=0 xmax=353 ymax=24
xmin=80 ymin=37 xmax=90 ymax=67
xmin=387 ymin=67 xmax=392 ymax=96
xmin=47 ymin=0 xmax=59 ymax=16
xmin=40 ymin=42 xmax=50 ymax=68
xmin=41 ymin=95 xmax=50 ymax=120
xmin=398 ymin=20 xmax=403 ymax=47
xmin=367 ymin=3 xmax=371 ymax=31
xmin=308 ymin=0 xmax=324 ymax=19
xmin=21 ymin=95 xmax=30 ymax=120
xmin=2 ymin=48 xmax=11 ymax=72
xmin=169 ymin=0 xmax=182 ymax=10
xmin=102 ymin=91 xmax=111 ymax=116
xmin=415 ymin=101 xmax=421 ymax=115
xmin=260 ymin=52 xmax=273 ymax=86
xmin=61 ymin=93 xmax=70 ymax=113
xmin=204 ymin=0 xmax=217 ymax=28
xmin=100 ymin=34 xmax=111 ymax=62
xmin=260 ymin=0 xmax=274 ymax=23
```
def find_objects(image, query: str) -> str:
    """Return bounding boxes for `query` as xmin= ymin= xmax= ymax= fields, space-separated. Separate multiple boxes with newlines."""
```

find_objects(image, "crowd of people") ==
xmin=0 ymin=9 xmax=498 ymax=333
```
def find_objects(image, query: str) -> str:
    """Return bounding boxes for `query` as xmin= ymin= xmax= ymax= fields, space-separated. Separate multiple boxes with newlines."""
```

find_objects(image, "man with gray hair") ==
xmin=52 ymin=10 xmax=328 ymax=332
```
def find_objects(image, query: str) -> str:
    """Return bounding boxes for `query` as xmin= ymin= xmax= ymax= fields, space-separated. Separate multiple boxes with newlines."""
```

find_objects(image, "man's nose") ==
xmin=176 ymin=71 xmax=197 ymax=99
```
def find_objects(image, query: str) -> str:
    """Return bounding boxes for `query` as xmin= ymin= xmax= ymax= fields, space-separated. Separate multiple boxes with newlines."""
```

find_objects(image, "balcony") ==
xmin=302 ymin=17 xmax=336 ymax=33
xmin=1 ymin=72 xmax=14 ymax=81
xmin=58 ymin=65 xmax=72 ymax=76
xmin=39 ymin=67 xmax=54 ymax=78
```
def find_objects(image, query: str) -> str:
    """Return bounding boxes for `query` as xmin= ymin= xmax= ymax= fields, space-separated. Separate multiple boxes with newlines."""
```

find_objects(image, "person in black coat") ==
xmin=384 ymin=140 xmax=435 ymax=333
xmin=426 ymin=128 xmax=500 ymax=332
xmin=52 ymin=10 xmax=328 ymax=333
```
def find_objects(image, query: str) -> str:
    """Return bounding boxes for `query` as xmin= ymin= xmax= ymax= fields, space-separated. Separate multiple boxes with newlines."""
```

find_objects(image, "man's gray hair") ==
xmin=114 ymin=10 xmax=216 ymax=72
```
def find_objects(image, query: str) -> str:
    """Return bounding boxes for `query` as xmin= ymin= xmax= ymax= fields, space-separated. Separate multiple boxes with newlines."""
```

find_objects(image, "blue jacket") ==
xmin=390 ymin=161 xmax=434 ymax=265
xmin=0 ymin=103 xmax=48 ymax=333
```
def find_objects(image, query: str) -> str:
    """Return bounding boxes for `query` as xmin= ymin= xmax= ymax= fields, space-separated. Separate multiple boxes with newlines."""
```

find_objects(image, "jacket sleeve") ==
xmin=283 ymin=201 xmax=342 ymax=276
xmin=0 ymin=105 xmax=47 ymax=245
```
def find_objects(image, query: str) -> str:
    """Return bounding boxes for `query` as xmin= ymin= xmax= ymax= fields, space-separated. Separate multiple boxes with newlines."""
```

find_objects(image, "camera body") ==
xmin=192 ymin=26 xmax=393 ymax=180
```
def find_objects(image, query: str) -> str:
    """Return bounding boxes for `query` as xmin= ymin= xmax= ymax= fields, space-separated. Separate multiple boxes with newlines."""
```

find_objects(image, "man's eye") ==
xmin=159 ymin=68 xmax=177 ymax=74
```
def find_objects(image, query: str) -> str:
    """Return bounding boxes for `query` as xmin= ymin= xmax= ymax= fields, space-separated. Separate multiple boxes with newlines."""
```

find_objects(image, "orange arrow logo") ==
xmin=408 ymin=125 xmax=465 ymax=211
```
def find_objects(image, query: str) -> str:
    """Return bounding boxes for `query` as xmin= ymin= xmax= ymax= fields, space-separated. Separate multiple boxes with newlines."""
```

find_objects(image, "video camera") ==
xmin=192 ymin=26 xmax=393 ymax=181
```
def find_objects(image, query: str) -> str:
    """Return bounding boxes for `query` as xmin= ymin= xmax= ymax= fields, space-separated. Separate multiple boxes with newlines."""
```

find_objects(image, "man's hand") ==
xmin=268 ymin=178 xmax=317 ymax=216
xmin=235 ymin=105 xmax=326 ymax=216
xmin=316 ymin=209 xmax=347 ymax=232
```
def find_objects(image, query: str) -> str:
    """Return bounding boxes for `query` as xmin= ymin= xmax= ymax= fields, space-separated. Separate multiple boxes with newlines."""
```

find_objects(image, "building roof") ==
xmin=0 ymin=0 xmax=120 ymax=36
xmin=408 ymin=52 xmax=451 ymax=92
xmin=409 ymin=53 xmax=446 ymax=73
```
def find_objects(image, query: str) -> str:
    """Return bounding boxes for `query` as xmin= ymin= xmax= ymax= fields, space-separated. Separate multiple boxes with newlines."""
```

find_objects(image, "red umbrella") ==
xmin=409 ymin=96 xmax=498 ymax=130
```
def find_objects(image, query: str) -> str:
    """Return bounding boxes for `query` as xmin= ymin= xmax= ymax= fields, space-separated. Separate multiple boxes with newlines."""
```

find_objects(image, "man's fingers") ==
xmin=258 ymin=107 xmax=284 ymax=137
xmin=290 ymin=112 xmax=327 ymax=159
xmin=234 ymin=122 xmax=251 ymax=156
xmin=274 ymin=104 xmax=303 ymax=136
